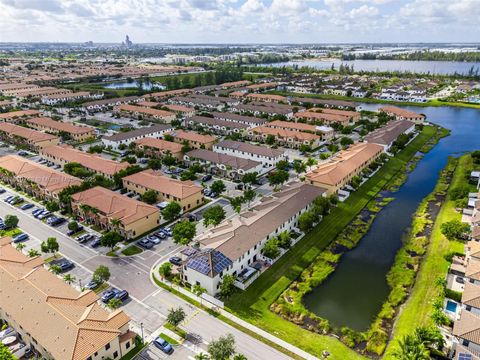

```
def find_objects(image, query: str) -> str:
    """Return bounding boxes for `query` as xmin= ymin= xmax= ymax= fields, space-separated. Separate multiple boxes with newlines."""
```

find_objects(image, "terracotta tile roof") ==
xmin=467 ymin=258 xmax=480 ymax=281
xmin=0 ymin=155 xmax=81 ymax=194
xmin=148 ymin=89 xmax=192 ymax=99
xmin=0 ymin=122 xmax=58 ymax=143
xmin=219 ymin=80 xmax=250 ymax=88
xmin=162 ymin=104 xmax=195 ymax=113
xmin=135 ymin=137 xmax=183 ymax=153
xmin=211 ymin=112 xmax=266 ymax=125
xmin=26 ymin=117 xmax=94 ymax=135
xmin=306 ymin=143 xmax=383 ymax=186
xmin=246 ymin=93 xmax=286 ymax=102
xmin=246 ymin=82 xmax=278 ymax=90
xmin=41 ymin=145 xmax=129 ymax=176
xmin=463 ymin=282 xmax=480 ymax=309
xmin=453 ymin=310 xmax=480 ymax=344
xmin=0 ymin=110 xmax=40 ymax=119
xmin=123 ymin=169 xmax=202 ymax=200
xmin=71 ymin=186 xmax=159 ymax=225
xmin=379 ymin=106 xmax=425 ymax=120
xmin=189 ymin=116 xmax=248 ymax=130
xmin=117 ymin=104 xmax=174 ymax=118
xmin=167 ymin=129 xmax=216 ymax=144
xmin=249 ymin=126 xmax=319 ymax=142
xmin=266 ymin=120 xmax=317 ymax=133
xmin=0 ymin=237 xmax=130 ymax=360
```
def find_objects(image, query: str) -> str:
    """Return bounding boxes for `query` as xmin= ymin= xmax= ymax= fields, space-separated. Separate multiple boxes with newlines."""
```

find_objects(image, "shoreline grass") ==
xmin=383 ymin=153 xmax=475 ymax=358
xmin=225 ymin=125 xmax=440 ymax=360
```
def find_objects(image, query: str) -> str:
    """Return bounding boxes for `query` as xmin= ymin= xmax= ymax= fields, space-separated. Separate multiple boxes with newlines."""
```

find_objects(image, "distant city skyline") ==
xmin=0 ymin=0 xmax=479 ymax=44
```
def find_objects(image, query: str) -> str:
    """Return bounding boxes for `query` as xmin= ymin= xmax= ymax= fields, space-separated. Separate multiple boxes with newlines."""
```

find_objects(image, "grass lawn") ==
xmin=158 ymin=333 xmax=179 ymax=345
xmin=383 ymin=154 xmax=474 ymax=358
xmin=94 ymin=282 xmax=109 ymax=294
xmin=121 ymin=245 xmax=143 ymax=256
xmin=225 ymin=126 xmax=438 ymax=360
xmin=267 ymin=90 xmax=480 ymax=110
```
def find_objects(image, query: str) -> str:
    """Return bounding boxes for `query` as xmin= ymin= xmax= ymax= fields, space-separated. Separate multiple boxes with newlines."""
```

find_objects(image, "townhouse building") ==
xmin=245 ymin=93 xmax=287 ymax=103
xmin=0 ymin=237 xmax=136 ymax=360
xmin=81 ymin=96 xmax=144 ymax=112
xmin=0 ymin=122 xmax=59 ymax=149
xmin=40 ymin=144 xmax=130 ymax=179
xmin=183 ymin=182 xmax=325 ymax=295
xmin=379 ymin=106 xmax=426 ymax=123
xmin=41 ymin=91 xmax=101 ymax=105
xmin=364 ymin=119 xmax=416 ymax=151
xmin=0 ymin=155 xmax=81 ymax=200
xmin=25 ymin=117 xmax=95 ymax=142
xmin=265 ymin=120 xmax=334 ymax=141
xmin=184 ymin=149 xmax=264 ymax=180
xmin=0 ymin=109 xmax=40 ymax=122
xmin=134 ymin=137 xmax=184 ymax=160
xmin=122 ymin=169 xmax=203 ymax=212
xmin=213 ymin=139 xmax=286 ymax=168
xmin=165 ymin=130 xmax=216 ymax=150
xmin=186 ymin=115 xmax=248 ymax=135
xmin=211 ymin=112 xmax=266 ymax=127
xmin=306 ymin=142 xmax=384 ymax=195
xmin=116 ymin=104 xmax=175 ymax=123
xmin=102 ymin=124 xmax=173 ymax=150
xmin=246 ymin=126 xmax=321 ymax=149
xmin=230 ymin=102 xmax=296 ymax=119
xmin=71 ymin=186 xmax=160 ymax=239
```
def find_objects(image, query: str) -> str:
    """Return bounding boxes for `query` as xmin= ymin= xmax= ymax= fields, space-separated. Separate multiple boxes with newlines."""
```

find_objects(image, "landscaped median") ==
xmin=225 ymin=125 xmax=446 ymax=360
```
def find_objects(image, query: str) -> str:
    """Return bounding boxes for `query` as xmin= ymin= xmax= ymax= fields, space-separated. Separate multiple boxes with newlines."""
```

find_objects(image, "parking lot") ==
xmin=136 ymin=337 xmax=205 ymax=360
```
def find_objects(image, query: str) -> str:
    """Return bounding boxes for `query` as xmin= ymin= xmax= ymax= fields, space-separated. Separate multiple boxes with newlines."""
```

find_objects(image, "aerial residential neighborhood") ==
xmin=0 ymin=2 xmax=479 ymax=360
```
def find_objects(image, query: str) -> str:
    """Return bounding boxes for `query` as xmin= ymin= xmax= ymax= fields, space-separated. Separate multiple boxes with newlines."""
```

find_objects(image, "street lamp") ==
xmin=140 ymin=322 xmax=144 ymax=344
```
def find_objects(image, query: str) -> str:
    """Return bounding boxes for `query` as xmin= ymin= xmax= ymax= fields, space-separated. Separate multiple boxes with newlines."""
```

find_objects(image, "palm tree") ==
xmin=50 ymin=264 xmax=62 ymax=275
xmin=192 ymin=284 xmax=206 ymax=307
xmin=110 ymin=218 xmax=121 ymax=231
xmin=15 ymin=243 xmax=26 ymax=251
xmin=63 ymin=274 xmax=76 ymax=285
xmin=107 ymin=298 xmax=122 ymax=310
xmin=392 ymin=334 xmax=430 ymax=360
xmin=27 ymin=249 xmax=40 ymax=258
xmin=194 ymin=353 xmax=209 ymax=360
xmin=233 ymin=355 xmax=248 ymax=360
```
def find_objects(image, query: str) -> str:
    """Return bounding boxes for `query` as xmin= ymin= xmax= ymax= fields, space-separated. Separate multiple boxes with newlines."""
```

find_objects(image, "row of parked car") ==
xmin=137 ymin=227 xmax=172 ymax=249
xmin=75 ymin=232 xmax=101 ymax=247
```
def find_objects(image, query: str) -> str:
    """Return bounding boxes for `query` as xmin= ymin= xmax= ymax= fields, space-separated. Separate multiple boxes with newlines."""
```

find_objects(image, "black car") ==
xmin=201 ymin=174 xmax=212 ymax=182
xmin=114 ymin=290 xmax=129 ymax=301
xmin=169 ymin=257 xmax=183 ymax=266
xmin=137 ymin=239 xmax=153 ymax=249
xmin=67 ymin=225 xmax=84 ymax=236
xmin=58 ymin=260 xmax=74 ymax=271
xmin=0 ymin=188 xmax=6 ymax=194
xmin=90 ymin=238 xmax=101 ymax=248
xmin=101 ymin=289 xmax=117 ymax=303
xmin=49 ymin=217 xmax=66 ymax=227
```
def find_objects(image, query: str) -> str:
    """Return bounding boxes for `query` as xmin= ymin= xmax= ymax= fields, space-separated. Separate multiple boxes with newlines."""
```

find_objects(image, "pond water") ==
xmin=262 ymin=59 xmax=480 ymax=75
xmin=303 ymin=105 xmax=480 ymax=331
xmin=103 ymin=80 xmax=165 ymax=91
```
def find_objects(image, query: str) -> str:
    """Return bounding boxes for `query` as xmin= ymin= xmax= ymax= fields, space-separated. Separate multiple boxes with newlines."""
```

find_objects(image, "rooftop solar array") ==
xmin=187 ymin=249 xmax=232 ymax=277
xmin=459 ymin=353 xmax=473 ymax=360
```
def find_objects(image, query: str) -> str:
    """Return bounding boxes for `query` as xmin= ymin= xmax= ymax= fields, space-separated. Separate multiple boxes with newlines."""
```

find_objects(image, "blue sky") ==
xmin=0 ymin=0 xmax=479 ymax=44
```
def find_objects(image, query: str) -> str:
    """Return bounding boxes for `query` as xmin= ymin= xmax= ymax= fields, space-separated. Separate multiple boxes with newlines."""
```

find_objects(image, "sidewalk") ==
xmin=151 ymin=272 xmax=319 ymax=360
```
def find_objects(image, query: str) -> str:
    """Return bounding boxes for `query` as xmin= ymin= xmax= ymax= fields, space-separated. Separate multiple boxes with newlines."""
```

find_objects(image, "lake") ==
xmin=303 ymin=105 xmax=480 ymax=331
xmin=263 ymin=59 xmax=480 ymax=75
xmin=103 ymin=80 xmax=165 ymax=91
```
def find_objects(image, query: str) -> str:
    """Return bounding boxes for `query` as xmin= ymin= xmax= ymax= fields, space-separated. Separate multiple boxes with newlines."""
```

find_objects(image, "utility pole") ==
xmin=140 ymin=322 xmax=144 ymax=344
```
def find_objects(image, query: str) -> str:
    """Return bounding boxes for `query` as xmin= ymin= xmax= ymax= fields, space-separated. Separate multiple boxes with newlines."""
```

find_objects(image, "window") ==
xmin=105 ymin=343 xmax=111 ymax=350
xmin=95 ymin=352 xmax=98 ymax=356
xmin=87 ymin=357 xmax=92 ymax=360
xmin=113 ymin=351 xmax=119 ymax=358
xmin=126 ymin=342 xmax=130 ymax=349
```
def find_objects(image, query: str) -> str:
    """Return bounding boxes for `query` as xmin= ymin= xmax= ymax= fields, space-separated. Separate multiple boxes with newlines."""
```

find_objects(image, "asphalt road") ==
xmin=0 ymin=194 xmax=292 ymax=360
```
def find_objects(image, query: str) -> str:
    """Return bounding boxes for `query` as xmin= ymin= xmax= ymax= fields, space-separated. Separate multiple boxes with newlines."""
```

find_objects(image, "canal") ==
xmin=303 ymin=105 xmax=480 ymax=331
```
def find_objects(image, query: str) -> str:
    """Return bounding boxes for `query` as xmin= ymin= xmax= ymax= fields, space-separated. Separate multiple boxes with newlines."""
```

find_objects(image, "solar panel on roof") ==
xmin=459 ymin=353 xmax=473 ymax=360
